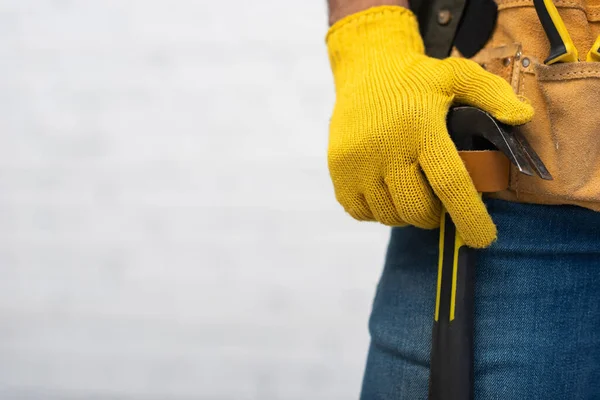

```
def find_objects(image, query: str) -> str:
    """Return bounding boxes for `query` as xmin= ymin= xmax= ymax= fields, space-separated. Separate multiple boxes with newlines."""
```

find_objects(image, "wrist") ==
xmin=329 ymin=0 xmax=410 ymax=25
xmin=326 ymin=6 xmax=424 ymax=71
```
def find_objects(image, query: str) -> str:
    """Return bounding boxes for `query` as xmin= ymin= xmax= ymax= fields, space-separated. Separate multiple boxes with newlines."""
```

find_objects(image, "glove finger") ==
xmin=385 ymin=165 xmax=441 ymax=229
xmin=444 ymin=58 xmax=534 ymax=125
xmin=419 ymin=121 xmax=497 ymax=248
xmin=364 ymin=180 xmax=408 ymax=226
xmin=336 ymin=191 xmax=375 ymax=221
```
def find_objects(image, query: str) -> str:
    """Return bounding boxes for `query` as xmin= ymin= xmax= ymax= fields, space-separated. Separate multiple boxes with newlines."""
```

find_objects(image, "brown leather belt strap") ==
xmin=459 ymin=150 xmax=510 ymax=193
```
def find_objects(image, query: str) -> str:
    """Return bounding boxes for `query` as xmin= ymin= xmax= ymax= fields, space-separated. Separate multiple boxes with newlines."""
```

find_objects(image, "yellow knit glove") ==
xmin=326 ymin=6 xmax=534 ymax=248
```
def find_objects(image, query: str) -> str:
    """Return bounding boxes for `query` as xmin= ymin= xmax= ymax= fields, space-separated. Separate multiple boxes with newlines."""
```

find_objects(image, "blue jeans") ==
xmin=360 ymin=198 xmax=600 ymax=399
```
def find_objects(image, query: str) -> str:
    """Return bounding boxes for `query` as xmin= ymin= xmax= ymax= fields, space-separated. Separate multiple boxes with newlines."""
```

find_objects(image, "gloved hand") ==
xmin=326 ymin=6 xmax=534 ymax=248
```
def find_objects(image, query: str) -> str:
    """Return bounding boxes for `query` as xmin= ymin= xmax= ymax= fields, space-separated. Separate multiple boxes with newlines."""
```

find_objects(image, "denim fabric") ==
xmin=360 ymin=198 xmax=600 ymax=400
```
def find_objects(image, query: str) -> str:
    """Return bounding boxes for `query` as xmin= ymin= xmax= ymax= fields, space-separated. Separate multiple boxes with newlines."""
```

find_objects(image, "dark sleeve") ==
xmin=409 ymin=0 xmax=467 ymax=59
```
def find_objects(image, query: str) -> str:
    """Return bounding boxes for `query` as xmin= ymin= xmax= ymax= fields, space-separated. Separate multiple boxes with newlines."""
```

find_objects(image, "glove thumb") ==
xmin=445 ymin=58 xmax=534 ymax=126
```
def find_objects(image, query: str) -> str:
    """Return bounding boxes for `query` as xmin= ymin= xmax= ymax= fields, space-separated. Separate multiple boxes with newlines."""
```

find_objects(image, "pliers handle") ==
xmin=533 ymin=0 xmax=579 ymax=64
xmin=534 ymin=0 xmax=600 ymax=63
xmin=587 ymin=35 xmax=600 ymax=62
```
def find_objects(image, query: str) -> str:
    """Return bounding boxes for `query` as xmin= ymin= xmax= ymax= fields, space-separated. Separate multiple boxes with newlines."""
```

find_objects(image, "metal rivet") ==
xmin=437 ymin=9 xmax=452 ymax=25
xmin=503 ymin=57 xmax=511 ymax=67
xmin=522 ymin=57 xmax=530 ymax=67
xmin=515 ymin=51 xmax=522 ymax=60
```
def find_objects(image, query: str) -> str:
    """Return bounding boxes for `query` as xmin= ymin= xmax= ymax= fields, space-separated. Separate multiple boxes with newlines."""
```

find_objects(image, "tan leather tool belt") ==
xmin=453 ymin=0 xmax=600 ymax=211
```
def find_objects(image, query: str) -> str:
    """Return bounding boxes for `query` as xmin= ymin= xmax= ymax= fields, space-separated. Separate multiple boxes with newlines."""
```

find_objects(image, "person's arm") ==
xmin=327 ymin=0 xmax=409 ymax=25
xmin=324 ymin=4 xmax=534 ymax=248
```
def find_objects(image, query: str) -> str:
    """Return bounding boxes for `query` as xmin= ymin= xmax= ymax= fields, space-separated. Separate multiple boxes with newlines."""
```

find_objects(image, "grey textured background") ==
xmin=0 ymin=1 xmax=392 ymax=399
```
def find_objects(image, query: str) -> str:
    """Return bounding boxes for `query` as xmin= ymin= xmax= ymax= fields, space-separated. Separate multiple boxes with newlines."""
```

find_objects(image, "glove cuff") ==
xmin=326 ymin=6 xmax=425 ymax=73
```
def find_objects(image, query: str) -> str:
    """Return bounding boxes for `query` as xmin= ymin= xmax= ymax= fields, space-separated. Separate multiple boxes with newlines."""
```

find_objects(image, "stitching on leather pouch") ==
xmin=520 ymin=66 xmax=526 ymax=96
xmin=538 ymin=70 xmax=600 ymax=80
xmin=513 ymin=68 xmax=526 ymax=193
xmin=588 ymin=7 xmax=600 ymax=18
xmin=497 ymin=0 xmax=583 ymax=11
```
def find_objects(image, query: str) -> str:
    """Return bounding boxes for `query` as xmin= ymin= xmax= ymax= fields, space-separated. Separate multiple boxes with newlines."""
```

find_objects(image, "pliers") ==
xmin=534 ymin=0 xmax=600 ymax=63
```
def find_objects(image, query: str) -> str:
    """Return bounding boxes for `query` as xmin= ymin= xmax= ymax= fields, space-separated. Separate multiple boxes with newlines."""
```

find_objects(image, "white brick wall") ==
xmin=0 ymin=1 xmax=391 ymax=399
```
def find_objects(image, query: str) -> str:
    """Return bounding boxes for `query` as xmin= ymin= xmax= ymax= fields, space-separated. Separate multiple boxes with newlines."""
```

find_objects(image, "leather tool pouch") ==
xmin=452 ymin=0 xmax=600 ymax=211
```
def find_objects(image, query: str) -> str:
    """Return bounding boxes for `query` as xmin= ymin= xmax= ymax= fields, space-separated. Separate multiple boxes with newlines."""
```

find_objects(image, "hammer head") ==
xmin=447 ymin=106 xmax=553 ymax=181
